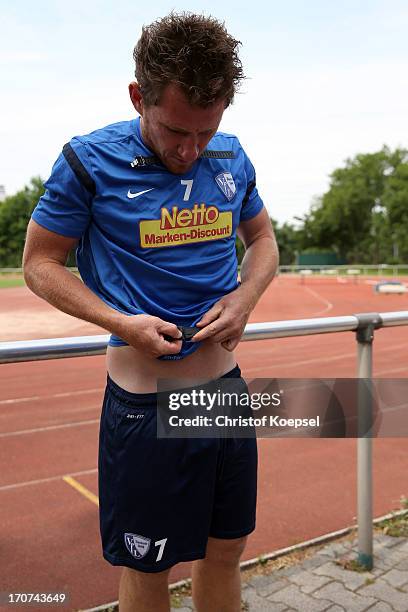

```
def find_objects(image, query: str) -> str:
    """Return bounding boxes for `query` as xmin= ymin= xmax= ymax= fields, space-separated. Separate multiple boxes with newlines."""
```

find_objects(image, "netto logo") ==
xmin=161 ymin=203 xmax=219 ymax=230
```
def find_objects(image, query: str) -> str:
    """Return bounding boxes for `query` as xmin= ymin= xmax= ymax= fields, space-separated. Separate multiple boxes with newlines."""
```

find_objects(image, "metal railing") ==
xmin=1 ymin=309 xmax=408 ymax=569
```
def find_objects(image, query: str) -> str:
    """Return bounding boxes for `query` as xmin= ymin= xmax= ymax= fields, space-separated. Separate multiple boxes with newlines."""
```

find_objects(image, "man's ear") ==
xmin=129 ymin=82 xmax=143 ymax=115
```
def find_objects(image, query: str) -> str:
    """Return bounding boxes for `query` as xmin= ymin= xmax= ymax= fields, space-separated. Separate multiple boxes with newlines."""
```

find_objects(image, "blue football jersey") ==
xmin=32 ymin=117 xmax=264 ymax=359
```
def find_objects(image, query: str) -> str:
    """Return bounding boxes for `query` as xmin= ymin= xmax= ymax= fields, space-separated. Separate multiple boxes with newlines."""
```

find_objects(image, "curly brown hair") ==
xmin=133 ymin=12 xmax=244 ymax=108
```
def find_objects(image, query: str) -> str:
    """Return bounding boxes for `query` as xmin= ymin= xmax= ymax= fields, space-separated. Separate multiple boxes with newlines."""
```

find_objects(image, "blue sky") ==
xmin=1 ymin=0 xmax=407 ymax=223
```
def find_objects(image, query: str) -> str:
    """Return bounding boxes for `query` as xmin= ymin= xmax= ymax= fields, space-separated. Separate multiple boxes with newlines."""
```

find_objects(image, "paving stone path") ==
xmin=171 ymin=533 xmax=408 ymax=611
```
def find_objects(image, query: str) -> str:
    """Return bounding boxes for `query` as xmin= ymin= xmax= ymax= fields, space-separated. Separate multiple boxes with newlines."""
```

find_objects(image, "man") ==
xmin=23 ymin=12 xmax=278 ymax=612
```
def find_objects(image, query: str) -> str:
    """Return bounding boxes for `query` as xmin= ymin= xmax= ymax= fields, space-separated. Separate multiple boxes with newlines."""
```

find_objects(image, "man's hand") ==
xmin=118 ymin=314 xmax=183 ymax=358
xmin=191 ymin=285 xmax=254 ymax=352
xmin=191 ymin=209 xmax=279 ymax=352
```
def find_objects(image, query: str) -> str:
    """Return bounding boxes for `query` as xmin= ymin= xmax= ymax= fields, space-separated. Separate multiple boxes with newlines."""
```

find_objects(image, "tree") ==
xmin=0 ymin=178 xmax=45 ymax=267
xmin=382 ymin=159 xmax=408 ymax=261
xmin=272 ymin=219 xmax=301 ymax=265
xmin=236 ymin=218 xmax=303 ymax=267
xmin=299 ymin=147 xmax=408 ymax=263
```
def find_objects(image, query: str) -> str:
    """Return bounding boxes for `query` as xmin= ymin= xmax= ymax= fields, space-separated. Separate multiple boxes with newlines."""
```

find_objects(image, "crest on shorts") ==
xmin=124 ymin=533 xmax=151 ymax=559
xmin=215 ymin=172 xmax=236 ymax=201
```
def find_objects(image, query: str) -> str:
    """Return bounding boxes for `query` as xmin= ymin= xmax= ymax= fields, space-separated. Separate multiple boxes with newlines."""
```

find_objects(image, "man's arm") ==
xmin=23 ymin=220 xmax=182 ymax=357
xmin=192 ymin=207 xmax=279 ymax=350
xmin=237 ymin=207 xmax=279 ymax=311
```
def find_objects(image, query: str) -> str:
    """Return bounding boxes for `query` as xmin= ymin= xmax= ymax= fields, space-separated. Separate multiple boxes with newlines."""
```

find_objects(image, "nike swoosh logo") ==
xmin=127 ymin=188 xmax=155 ymax=199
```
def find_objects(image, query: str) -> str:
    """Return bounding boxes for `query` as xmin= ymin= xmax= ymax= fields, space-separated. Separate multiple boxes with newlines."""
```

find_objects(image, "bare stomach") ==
xmin=106 ymin=341 xmax=236 ymax=393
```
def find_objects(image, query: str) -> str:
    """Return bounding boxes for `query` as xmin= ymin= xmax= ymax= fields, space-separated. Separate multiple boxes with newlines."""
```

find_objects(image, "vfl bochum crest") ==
xmin=124 ymin=533 xmax=151 ymax=559
xmin=215 ymin=172 xmax=236 ymax=201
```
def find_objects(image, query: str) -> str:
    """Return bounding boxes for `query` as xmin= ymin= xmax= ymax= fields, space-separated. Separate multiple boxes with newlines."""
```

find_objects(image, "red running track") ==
xmin=0 ymin=277 xmax=407 ymax=610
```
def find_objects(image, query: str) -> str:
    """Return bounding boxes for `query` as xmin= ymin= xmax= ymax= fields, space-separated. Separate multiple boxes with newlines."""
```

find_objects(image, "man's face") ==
xmin=129 ymin=82 xmax=226 ymax=174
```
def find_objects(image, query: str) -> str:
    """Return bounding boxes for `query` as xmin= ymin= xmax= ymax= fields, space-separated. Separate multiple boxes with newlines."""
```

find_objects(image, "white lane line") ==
xmin=0 ymin=468 xmax=97 ymax=492
xmin=0 ymin=418 xmax=99 ymax=438
xmin=0 ymin=387 xmax=103 ymax=405
xmin=303 ymin=286 xmax=333 ymax=315
xmin=245 ymin=351 xmax=355 ymax=373
xmin=244 ymin=341 xmax=408 ymax=374
xmin=376 ymin=366 xmax=408 ymax=375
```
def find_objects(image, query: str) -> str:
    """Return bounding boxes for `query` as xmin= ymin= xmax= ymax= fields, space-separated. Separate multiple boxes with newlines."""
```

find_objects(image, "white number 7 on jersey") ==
xmin=155 ymin=538 xmax=168 ymax=562
xmin=181 ymin=179 xmax=193 ymax=201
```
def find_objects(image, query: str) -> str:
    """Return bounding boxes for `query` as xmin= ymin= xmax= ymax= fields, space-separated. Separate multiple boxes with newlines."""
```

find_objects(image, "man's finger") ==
xmin=195 ymin=303 xmax=224 ymax=328
xmin=158 ymin=321 xmax=182 ymax=339
xmin=195 ymin=318 xmax=241 ymax=343
xmin=161 ymin=338 xmax=183 ymax=354
xmin=190 ymin=322 xmax=220 ymax=342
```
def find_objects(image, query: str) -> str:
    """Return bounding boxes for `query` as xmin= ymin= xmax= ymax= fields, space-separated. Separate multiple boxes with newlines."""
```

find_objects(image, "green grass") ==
xmin=376 ymin=510 xmax=408 ymax=537
xmin=374 ymin=497 xmax=408 ymax=537
xmin=336 ymin=558 xmax=370 ymax=572
xmin=0 ymin=277 xmax=25 ymax=288
xmin=281 ymin=266 xmax=408 ymax=277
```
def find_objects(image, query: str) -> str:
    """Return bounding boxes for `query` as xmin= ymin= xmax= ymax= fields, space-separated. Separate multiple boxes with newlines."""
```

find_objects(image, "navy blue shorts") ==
xmin=98 ymin=365 xmax=258 ymax=573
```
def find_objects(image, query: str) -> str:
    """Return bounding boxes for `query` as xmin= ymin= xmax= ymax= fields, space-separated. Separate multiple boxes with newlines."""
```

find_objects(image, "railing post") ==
xmin=354 ymin=313 xmax=382 ymax=570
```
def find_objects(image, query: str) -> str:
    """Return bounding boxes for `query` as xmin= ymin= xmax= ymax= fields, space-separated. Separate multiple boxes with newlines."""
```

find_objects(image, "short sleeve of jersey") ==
xmin=240 ymin=150 xmax=264 ymax=222
xmin=32 ymin=140 xmax=92 ymax=239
